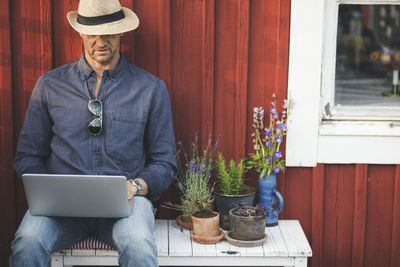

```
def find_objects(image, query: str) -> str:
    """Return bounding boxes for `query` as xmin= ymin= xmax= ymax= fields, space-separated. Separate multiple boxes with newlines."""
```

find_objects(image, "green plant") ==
xmin=246 ymin=94 xmax=289 ymax=178
xmin=162 ymin=132 xmax=221 ymax=216
xmin=216 ymin=153 xmax=247 ymax=196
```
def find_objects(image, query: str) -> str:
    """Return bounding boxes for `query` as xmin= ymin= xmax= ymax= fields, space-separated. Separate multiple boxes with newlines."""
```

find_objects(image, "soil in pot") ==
xmin=229 ymin=206 xmax=267 ymax=241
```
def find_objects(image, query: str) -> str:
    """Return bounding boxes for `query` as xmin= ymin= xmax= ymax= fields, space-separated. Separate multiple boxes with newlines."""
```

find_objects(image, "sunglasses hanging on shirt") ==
xmin=88 ymin=99 xmax=103 ymax=136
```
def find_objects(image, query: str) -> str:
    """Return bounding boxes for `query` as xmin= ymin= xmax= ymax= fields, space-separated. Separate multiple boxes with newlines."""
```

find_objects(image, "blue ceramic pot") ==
xmin=258 ymin=173 xmax=284 ymax=227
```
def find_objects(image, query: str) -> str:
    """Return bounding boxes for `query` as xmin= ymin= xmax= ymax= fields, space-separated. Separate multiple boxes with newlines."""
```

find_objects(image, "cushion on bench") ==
xmin=70 ymin=235 xmax=114 ymax=250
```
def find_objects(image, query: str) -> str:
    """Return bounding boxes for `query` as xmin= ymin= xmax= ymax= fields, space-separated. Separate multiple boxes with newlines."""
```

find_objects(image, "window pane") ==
xmin=335 ymin=4 xmax=400 ymax=107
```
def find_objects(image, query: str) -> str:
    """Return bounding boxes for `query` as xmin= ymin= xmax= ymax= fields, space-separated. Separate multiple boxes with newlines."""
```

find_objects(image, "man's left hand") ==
xmin=126 ymin=178 xmax=148 ymax=200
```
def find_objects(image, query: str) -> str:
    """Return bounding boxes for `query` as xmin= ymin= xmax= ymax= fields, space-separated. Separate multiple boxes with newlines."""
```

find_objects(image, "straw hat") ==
xmin=67 ymin=0 xmax=139 ymax=35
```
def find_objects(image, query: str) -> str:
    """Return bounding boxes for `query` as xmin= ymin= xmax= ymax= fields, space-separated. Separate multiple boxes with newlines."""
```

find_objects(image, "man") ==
xmin=10 ymin=0 xmax=176 ymax=266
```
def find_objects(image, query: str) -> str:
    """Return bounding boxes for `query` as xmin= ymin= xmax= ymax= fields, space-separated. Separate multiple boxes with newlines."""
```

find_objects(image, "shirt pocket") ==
xmin=106 ymin=112 xmax=145 ymax=162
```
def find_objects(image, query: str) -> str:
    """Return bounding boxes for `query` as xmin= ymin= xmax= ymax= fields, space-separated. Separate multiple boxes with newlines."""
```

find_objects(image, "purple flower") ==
xmin=189 ymin=161 xmax=196 ymax=173
xmin=274 ymin=166 xmax=281 ymax=174
xmin=266 ymin=141 xmax=272 ymax=147
xmin=265 ymin=129 xmax=272 ymax=136
xmin=270 ymin=107 xmax=276 ymax=114
xmin=265 ymin=157 xmax=271 ymax=163
xmin=199 ymin=164 xmax=204 ymax=174
xmin=177 ymin=141 xmax=183 ymax=147
xmin=277 ymin=138 xmax=282 ymax=144
xmin=178 ymin=182 xmax=183 ymax=189
xmin=273 ymin=151 xmax=282 ymax=158
xmin=278 ymin=123 xmax=286 ymax=130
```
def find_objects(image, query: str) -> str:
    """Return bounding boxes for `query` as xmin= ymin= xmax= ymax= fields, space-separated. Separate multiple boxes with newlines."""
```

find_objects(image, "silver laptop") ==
xmin=22 ymin=174 xmax=132 ymax=218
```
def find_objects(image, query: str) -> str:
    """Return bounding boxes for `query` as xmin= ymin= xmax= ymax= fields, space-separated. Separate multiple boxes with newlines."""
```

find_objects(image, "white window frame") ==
xmin=286 ymin=0 xmax=400 ymax=166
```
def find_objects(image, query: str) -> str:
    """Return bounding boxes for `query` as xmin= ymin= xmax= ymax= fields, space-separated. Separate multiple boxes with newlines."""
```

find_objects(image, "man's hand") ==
xmin=126 ymin=178 xmax=149 ymax=200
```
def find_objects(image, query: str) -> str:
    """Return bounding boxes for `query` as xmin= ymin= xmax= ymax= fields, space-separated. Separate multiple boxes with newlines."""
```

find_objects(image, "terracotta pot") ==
xmin=191 ymin=211 xmax=220 ymax=238
xmin=176 ymin=197 xmax=215 ymax=230
xmin=176 ymin=215 xmax=193 ymax=230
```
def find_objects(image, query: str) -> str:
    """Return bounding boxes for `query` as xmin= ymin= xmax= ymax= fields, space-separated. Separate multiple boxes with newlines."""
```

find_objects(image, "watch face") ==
xmin=133 ymin=179 xmax=144 ymax=192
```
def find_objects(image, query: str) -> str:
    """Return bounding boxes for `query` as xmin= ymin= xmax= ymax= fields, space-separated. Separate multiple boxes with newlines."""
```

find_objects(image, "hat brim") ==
xmin=67 ymin=7 xmax=139 ymax=35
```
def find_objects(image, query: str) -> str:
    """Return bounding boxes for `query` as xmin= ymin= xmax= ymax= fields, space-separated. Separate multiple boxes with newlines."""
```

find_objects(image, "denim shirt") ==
xmin=14 ymin=54 xmax=177 ymax=201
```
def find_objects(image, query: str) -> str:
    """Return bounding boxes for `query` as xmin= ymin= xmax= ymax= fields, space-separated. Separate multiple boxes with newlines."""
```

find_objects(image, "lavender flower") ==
xmin=270 ymin=107 xmax=276 ymax=114
xmin=273 ymin=151 xmax=282 ymax=159
xmin=278 ymin=122 xmax=286 ymax=130
xmin=266 ymin=141 xmax=272 ymax=147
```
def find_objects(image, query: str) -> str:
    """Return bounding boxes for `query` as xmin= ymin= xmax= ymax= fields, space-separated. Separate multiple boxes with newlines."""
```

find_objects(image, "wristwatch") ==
xmin=130 ymin=179 xmax=144 ymax=195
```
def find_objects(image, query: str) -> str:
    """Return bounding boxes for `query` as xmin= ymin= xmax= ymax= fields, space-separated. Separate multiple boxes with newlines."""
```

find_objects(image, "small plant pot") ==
xmin=176 ymin=197 xmax=215 ymax=230
xmin=176 ymin=215 xmax=193 ymax=230
xmin=214 ymin=185 xmax=256 ymax=230
xmin=191 ymin=211 xmax=224 ymax=244
xmin=229 ymin=206 xmax=267 ymax=242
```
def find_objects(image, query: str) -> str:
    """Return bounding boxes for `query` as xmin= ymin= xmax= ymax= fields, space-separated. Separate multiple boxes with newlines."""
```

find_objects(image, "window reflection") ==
xmin=335 ymin=4 xmax=400 ymax=107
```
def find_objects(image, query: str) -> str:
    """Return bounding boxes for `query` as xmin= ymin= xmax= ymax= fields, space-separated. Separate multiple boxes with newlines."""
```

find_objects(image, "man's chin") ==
xmin=92 ymin=55 xmax=112 ymax=65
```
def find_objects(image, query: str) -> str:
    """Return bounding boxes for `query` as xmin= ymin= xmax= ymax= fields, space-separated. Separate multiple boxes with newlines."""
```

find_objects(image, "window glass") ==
xmin=335 ymin=4 xmax=400 ymax=107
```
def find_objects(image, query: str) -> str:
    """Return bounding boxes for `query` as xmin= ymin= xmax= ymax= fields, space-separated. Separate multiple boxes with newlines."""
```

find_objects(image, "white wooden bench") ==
xmin=51 ymin=219 xmax=312 ymax=267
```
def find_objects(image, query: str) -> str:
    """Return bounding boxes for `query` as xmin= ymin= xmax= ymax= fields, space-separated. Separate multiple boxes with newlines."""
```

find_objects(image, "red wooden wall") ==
xmin=0 ymin=0 xmax=399 ymax=266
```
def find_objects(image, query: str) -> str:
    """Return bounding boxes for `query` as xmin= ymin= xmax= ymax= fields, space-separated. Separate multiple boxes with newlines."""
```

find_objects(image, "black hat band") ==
xmin=77 ymin=10 xmax=125 ymax=26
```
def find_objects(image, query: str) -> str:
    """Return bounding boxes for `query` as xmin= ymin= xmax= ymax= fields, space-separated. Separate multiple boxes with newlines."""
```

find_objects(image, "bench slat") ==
xmin=168 ymin=220 xmax=192 ymax=256
xmin=154 ymin=219 xmax=169 ymax=256
xmin=279 ymin=220 xmax=312 ymax=257
xmin=192 ymin=242 xmax=217 ymax=256
xmin=264 ymin=225 xmax=289 ymax=256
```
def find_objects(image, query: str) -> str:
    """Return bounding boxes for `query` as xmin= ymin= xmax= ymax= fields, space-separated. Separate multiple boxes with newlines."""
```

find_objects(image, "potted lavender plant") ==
xmin=161 ymin=133 xmax=221 ymax=235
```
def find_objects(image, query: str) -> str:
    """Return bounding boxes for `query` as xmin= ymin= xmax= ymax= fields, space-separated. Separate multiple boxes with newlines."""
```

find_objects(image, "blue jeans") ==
xmin=9 ymin=196 xmax=157 ymax=267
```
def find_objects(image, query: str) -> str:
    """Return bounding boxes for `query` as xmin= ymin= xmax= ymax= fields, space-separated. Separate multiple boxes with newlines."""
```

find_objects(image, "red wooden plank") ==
xmin=214 ymin=0 xmax=249 ymax=161
xmin=11 ymin=0 xmax=54 ymax=224
xmin=283 ymin=167 xmax=312 ymax=237
xmin=351 ymin=164 xmax=368 ymax=267
xmin=200 ymin=0 xmax=215 ymax=148
xmin=335 ymin=165 xmax=355 ymax=267
xmin=311 ymin=164 xmax=324 ymax=267
xmin=120 ymin=0 xmax=135 ymax=63
xmin=364 ymin=165 xmax=395 ymax=267
xmin=170 ymin=0 xmax=204 ymax=146
xmin=391 ymin=165 xmax=400 ymax=267
xmin=232 ymin=0 xmax=249 ymax=160
xmin=323 ymin=165 xmax=339 ymax=267
xmin=39 ymin=0 xmax=53 ymax=73
xmin=158 ymin=0 xmax=172 ymax=92
xmin=52 ymin=0 xmax=82 ymax=66
xmin=134 ymin=0 xmax=160 ymax=74
xmin=0 ymin=0 xmax=16 ymax=264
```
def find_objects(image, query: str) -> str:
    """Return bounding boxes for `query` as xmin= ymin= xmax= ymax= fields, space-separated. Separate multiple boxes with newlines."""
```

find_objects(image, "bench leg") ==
xmin=293 ymin=257 xmax=307 ymax=267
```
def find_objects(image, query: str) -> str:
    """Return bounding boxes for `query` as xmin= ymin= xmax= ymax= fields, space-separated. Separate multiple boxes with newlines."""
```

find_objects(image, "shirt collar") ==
xmin=77 ymin=53 xmax=127 ymax=81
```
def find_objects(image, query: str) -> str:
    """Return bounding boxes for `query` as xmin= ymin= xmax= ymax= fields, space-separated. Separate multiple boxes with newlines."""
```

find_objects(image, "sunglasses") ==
xmin=88 ymin=100 xmax=103 ymax=135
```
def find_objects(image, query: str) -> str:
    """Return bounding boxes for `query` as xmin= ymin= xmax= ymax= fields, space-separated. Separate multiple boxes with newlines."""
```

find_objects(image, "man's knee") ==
xmin=11 ymin=229 xmax=49 ymax=255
